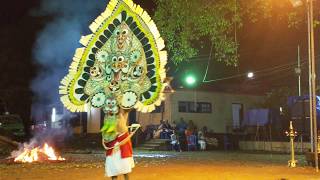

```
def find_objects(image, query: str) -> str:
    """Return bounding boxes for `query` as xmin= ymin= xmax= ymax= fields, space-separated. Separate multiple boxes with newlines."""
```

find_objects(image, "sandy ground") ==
xmin=0 ymin=151 xmax=319 ymax=180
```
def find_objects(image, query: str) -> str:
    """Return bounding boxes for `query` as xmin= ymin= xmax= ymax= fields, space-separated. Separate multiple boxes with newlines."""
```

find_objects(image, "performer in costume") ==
xmin=59 ymin=0 xmax=167 ymax=179
xmin=102 ymin=109 xmax=135 ymax=179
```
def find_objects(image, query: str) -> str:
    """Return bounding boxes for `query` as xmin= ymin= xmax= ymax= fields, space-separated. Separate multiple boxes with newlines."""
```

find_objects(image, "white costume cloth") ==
xmin=105 ymin=143 xmax=135 ymax=177
xmin=198 ymin=140 xmax=206 ymax=150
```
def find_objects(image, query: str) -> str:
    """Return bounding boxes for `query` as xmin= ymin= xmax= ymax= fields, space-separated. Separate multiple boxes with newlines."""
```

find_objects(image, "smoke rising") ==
xmin=31 ymin=0 xmax=107 ymax=121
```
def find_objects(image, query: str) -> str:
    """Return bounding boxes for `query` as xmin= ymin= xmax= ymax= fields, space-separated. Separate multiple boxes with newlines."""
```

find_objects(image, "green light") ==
xmin=185 ymin=75 xmax=196 ymax=85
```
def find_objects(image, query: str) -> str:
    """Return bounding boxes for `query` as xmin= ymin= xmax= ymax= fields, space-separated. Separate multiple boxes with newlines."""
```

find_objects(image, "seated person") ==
xmin=197 ymin=131 xmax=206 ymax=150
xmin=170 ymin=130 xmax=181 ymax=152
xmin=186 ymin=134 xmax=197 ymax=151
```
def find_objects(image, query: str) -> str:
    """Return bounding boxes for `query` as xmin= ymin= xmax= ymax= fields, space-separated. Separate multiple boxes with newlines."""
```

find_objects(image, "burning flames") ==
xmin=14 ymin=143 xmax=65 ymax=163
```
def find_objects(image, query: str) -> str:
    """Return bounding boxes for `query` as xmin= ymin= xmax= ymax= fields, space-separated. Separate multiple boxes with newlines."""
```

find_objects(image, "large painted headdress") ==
xmin=59 ymin=0 xmax=167 ymax=116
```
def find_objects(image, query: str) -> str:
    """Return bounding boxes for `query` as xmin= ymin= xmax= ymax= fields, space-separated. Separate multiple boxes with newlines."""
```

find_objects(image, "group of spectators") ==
xmin=151 ymin=118 xmax=208 ymax=151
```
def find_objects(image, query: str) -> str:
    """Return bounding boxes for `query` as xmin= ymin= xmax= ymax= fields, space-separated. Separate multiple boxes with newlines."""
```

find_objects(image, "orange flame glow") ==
xmin=14 ymin=143 xmax=65 ymax=163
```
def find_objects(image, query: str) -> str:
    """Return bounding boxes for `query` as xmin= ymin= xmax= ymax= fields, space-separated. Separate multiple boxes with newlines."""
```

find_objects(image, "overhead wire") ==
xmin=203 ymin=61 xmax=303 ymax=83
xmin=202 ymin=54 xmax=320 ymax=83
xmin=188 ymin=44 xmax=304 ymax=61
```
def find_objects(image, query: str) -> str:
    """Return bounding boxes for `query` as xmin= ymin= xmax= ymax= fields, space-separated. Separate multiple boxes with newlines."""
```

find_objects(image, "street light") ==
xmin=290 ymin=0 xmax=318 ymax=171
xmin=185 ymin=75 xmax=196 ymax=86
xmin=247 ymin=72 xmax=254 ymax=79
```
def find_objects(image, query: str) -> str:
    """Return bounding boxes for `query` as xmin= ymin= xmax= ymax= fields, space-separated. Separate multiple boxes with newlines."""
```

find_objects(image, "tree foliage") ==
xmin=263 ymin=87 xmax=296 ymax=109
xmin=153 ymin=0 xmax=239 ymax=66
xmin=241 ymin=0 xmax=320 ymax=28
xmin=153 ymin=0 xmax=320 ymax=66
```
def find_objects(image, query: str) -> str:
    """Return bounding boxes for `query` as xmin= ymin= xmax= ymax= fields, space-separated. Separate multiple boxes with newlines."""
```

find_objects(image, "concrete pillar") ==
xmin=87 ymin=107 xmax=101 ymax=133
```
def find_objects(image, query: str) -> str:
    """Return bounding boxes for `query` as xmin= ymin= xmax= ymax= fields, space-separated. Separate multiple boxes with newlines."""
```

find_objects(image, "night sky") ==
xmin=0 ymin=1 xmax=40 ymax=88
xmin=0 ymin=0 xmax=42 ymax=121
xmin=0 ymin=0 xmax=319 ymax=118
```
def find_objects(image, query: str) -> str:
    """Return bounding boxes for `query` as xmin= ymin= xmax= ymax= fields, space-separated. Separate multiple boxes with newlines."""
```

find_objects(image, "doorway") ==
xmin=232 ymin=103 xmax=243 ymax=128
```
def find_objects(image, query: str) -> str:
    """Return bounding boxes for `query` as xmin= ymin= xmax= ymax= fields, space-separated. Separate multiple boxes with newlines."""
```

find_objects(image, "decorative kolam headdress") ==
xmin=59 ymin=0 xmax=167 ymax=140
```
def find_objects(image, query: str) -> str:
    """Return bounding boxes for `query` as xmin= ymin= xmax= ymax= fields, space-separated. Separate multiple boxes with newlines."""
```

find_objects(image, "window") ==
xmin=178 ymin=101 xmax=212 ymax=113
xmin=188 ymin=102 xmax=197 ymax=113
xmin=200 ymin=103 xmax=212 ymax=113
xmin=178 ymin=101 xmax=188 ymax=112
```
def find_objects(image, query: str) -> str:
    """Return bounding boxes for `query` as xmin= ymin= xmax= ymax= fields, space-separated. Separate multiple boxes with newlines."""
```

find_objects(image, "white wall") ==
xmin=136 ymin=93 xmax=173 ymax=130
xmin=136 ymin=90 xmax=264 ymax=133
xmin=239 ymin=141 xmax=311 ymax=153
xmin=85 ymin=90 xmax=265 ymax=134
xmin=87 ymin=107 xmax=101 ymax=133
xmin=170 ymin=90 xmax=264 ymax=133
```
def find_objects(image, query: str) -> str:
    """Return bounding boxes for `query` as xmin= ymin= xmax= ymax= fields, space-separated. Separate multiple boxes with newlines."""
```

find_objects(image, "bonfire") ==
xmin=13 ymin=143 xmax=65 ymax=163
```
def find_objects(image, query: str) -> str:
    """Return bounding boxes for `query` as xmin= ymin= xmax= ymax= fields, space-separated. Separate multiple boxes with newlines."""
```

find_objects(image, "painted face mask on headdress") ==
xmin=59 ymin=0 xmax=167 ymax=127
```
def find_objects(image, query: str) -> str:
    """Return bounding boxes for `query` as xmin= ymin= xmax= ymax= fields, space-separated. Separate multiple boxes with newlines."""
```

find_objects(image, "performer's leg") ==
xmin=111 ymin=176 xmax=118 ymax=180
xmin=124 ymin=174 xmax=129 ymax=180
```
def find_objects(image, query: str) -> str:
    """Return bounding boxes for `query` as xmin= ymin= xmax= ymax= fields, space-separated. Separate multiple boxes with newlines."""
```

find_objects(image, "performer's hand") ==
xmin=129 ymin=124 xmax=141 ymax=132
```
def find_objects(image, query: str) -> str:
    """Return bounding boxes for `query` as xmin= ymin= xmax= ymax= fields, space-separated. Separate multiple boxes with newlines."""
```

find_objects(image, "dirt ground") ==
xmin=1 ymin=151 xmax=319 ymax=180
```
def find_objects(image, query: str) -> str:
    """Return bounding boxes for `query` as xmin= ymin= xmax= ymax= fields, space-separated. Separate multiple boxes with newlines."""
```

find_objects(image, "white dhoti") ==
xmin=104 ymin=133 xmax=135 ymax=177
xmin=105 ymin=147 xmax=135 ymax=177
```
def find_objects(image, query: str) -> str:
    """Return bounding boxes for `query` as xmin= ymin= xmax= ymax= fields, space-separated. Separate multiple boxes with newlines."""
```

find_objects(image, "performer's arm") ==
xmin=102 ymin=138 xmax=108 ymax=150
